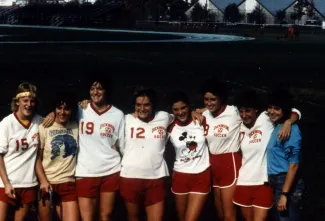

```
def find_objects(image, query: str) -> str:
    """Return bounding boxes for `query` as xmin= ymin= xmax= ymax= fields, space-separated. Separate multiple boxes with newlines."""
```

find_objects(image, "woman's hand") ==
xmin=278 ymin=119 xmax=291 ymax=141
xmin=191 ymin=110 xmax=204 ymax=125
xmin=42 ymin=112 xmax=55 ymax=128
xmin=39 ymin=181 xmax=52 ymax=193
xmin=277 ymin=195 xmax=287 ymax=212
xmin=4 ymin=183 xmax=15 ymax=199
xmin=79 ymin=100 xmax=91 ymax=110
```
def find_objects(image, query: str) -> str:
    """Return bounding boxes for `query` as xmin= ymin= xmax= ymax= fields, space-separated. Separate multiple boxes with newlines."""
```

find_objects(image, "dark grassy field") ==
xmin=0 ymin=25 xmax=324 ymax=220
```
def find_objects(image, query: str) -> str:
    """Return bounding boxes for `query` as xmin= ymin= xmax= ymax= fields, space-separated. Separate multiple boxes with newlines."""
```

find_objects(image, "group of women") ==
xmin=0 ymin=77 xmax=304 ymax=221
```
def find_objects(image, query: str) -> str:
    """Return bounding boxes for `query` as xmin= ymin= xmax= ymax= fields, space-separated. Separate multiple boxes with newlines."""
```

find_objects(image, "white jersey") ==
xmin=121 ymin=111 xmax=170 ymax=179
xmin=168 ymin=118 xmax=210 ymax=174
xmin=203 ymin=105 xmax=242 ymax=155
xmin=237 ymin=112 xmax=273 ymax=185
xmin=76 ymin=103 xmax=125 ymax=177
xmin=0 ymin=113 xmax=43 ymax=188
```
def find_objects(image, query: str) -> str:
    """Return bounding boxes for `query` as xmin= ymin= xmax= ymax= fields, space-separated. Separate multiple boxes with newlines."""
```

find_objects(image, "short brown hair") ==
xmin=133 ymin=87 xmax=157 ymax=112
xmin=11 ymin=83 xmax=38 ymax=112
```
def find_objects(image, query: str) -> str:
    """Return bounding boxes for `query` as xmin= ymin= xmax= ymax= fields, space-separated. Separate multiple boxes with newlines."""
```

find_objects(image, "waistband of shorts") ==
xmin=210 ymin=151 xmax=240 ymax=156
xmin=269 ymin=172 xmax=287 ymax=177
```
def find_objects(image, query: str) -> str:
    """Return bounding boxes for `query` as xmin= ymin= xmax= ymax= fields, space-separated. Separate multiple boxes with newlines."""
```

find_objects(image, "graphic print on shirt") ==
xmin=213 ymin=124 xmax=229 ymax=137
xmin=31 ymin=133 xmax=40 ymax=143
xmin=152 ymin=126 xmax=166 ymax=139
xmin=50 ymin=133 xmax=77 ymax=160
xmin=100 ymin=123 xmax=115 ymax=138
xmin=248 ymin=130 xmax=262 ymax=144
xmin=179 ymin=132 xmax=199 ymax=162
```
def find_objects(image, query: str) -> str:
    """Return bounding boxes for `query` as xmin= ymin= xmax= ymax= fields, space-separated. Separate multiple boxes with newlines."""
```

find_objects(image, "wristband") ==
xmin=281 ymin=192 xmax=289 ymax=197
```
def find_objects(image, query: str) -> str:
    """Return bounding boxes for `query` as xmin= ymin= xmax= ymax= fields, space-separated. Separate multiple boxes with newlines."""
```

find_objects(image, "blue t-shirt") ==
xmin=267 ymin=124 xmax=302 ymax=175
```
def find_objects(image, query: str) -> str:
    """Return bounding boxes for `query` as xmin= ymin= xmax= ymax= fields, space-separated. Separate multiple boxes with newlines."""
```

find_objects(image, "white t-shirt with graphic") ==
xmin=168 ymin=119 xmax=210 ymax=174
xmin=39 ymin=122 xmax=78 ymax=184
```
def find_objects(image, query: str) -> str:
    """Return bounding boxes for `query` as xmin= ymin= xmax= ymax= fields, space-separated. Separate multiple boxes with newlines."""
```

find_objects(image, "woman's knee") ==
xmin=99 ymin=210 xmax=113 ymax=221
xmin=223 ymin=206 xmax=236 ymax=221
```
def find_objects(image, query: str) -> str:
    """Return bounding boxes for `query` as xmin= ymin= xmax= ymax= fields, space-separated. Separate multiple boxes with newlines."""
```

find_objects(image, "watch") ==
xmin=281 ymin=192 xmax=289 ymax=196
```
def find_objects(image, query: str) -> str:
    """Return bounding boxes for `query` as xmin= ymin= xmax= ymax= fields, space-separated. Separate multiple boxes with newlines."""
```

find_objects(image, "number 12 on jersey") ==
xmin=130 ymin=127 xmax=145 ymax=138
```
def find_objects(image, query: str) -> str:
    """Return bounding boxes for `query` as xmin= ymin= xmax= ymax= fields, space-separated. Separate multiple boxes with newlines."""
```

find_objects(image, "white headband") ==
xmin=16 ymin=92 xmax=35 ymax=99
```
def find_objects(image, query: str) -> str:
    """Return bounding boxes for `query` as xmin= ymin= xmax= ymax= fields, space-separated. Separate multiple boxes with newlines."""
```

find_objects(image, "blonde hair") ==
xmin=11 ymin=83 xmax=38 ymax=112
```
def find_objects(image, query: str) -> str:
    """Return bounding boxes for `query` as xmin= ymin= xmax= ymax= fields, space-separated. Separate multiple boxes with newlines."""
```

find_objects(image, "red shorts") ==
xmin=210 ymin=152 xmax=242 ymax=188
xmin=233 ymin=185 xmax=273 ymax=209
xmin=120 ymin=177 xmax=166 ymax=206
xmin=171 ymin=168 xmax=211 ymax=195
xmin=0 ymin=186 xmax=37 ymax=206
xmin=41 ymin=182 xmax=77 ymax=202
xmin=76 ymin=172 xmax=120 ymax=198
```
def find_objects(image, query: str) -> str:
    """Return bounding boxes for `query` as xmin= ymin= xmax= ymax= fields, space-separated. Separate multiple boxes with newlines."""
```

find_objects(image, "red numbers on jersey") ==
xmin=203 ymin=124 xmax=209 ymax=136
xmin=16 ymin=138 xmax=29 ymax=151
xmin=81 ymin=121 xmax=94 ymax=135
xmin=130 ymin=127 xmax=145 ymax=139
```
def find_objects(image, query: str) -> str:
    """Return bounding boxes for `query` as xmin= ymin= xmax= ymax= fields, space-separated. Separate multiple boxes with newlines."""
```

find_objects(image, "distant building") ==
xmin=285 ymin=0 xmax=325 ymax=24
xmin=185 ymin=0 xmax=245 ymax=21
xmin=238 ymin=0 xmax=275 ymax=24
xmin=185 ymin=0 xmax=224 ymax=21
xmin=0 ymin=0 xmax=15 ymax=6
xmin=184 ymin=0 xmax=325 ymax=24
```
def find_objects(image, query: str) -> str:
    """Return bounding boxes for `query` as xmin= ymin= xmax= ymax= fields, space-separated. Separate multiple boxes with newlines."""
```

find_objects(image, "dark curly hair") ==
xmin=200 ymin=80 xmax=228 ymax=105
xmin=267 ymin=89 xmax=293 ymax=122
xmin=169 ymin=91 xmax=191 ymax=107
xmin=53 ymin=90 xmax=77 ymax=121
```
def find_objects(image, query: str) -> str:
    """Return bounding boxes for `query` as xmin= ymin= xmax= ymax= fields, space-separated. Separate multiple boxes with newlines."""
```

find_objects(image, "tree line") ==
xmin=124 ymin=0 xmax=319 ymax=24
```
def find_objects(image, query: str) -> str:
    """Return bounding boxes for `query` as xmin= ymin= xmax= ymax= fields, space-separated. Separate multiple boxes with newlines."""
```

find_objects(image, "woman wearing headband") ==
xmin=0 ymin=83 xmax=48 ymax=221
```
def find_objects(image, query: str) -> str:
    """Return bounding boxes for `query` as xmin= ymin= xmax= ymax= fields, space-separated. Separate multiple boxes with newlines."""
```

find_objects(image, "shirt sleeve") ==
xmin=0 ymin=119 xmax=9 ymax=154
xmin=116 ymin=115 xmax=125 ymax=155
xmin=291 ymin=108 xmax=301 ymax=120
xmin=168 ymin=114 xmax=175 ymax=125
xmin=284 ymin=125 xmax=302 ymax=164
xmin=234 ymin=106 xmax=243 ymax=124
xmin=38 ymin=125 xmax=46 ymax=150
